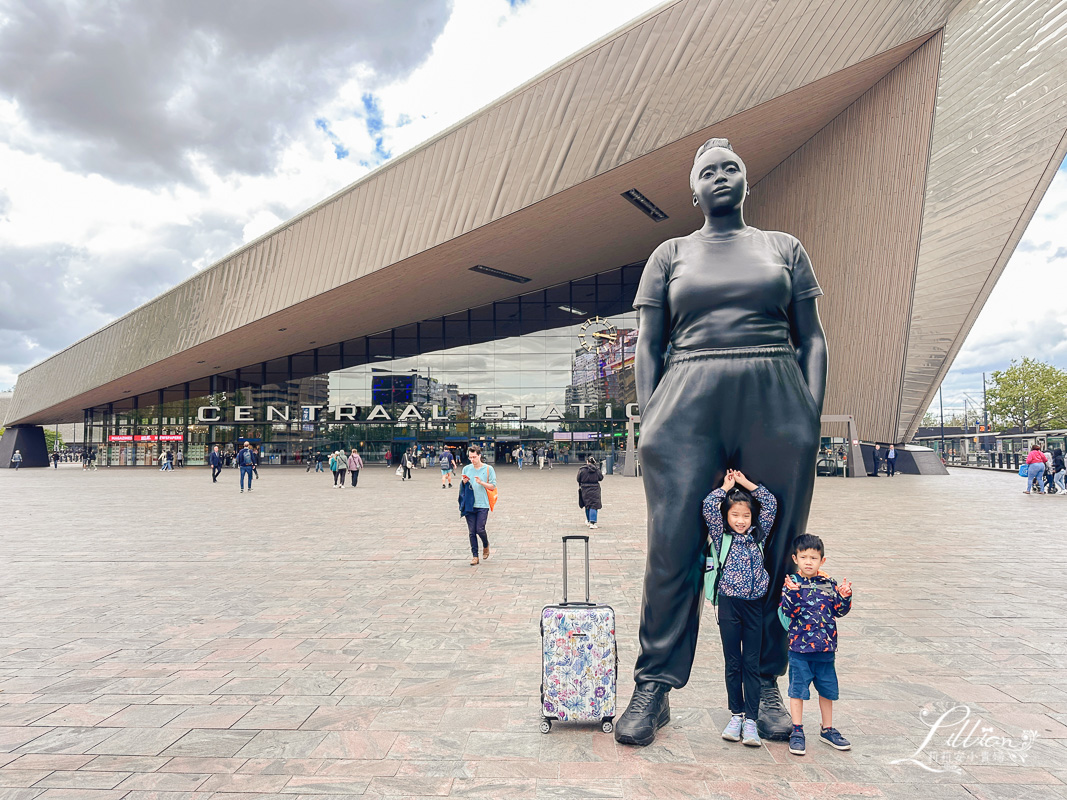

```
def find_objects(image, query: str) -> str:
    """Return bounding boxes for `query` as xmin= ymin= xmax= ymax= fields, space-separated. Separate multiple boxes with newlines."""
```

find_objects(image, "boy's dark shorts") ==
xmin=787 ymin=651 xmax=839 ymax=701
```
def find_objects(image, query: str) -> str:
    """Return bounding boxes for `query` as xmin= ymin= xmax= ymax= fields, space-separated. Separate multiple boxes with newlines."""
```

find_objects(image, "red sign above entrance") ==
xmin=108 ymin=434 xmax=184 ymax=442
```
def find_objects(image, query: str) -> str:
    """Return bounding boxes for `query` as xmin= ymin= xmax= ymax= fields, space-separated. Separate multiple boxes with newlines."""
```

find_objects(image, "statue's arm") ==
xmin=635 ymin=306 xmax=669 ymax=412
xmin=789 ymin=297 xmax=828 ymax=410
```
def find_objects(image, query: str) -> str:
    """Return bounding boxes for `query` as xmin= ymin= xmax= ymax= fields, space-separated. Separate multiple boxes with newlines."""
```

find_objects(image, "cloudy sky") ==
xmin=0 ymin=0 xmax=1061 ymax=421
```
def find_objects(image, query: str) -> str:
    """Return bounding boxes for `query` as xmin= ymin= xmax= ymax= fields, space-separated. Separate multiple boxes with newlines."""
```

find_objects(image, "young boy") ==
xmin=779 ymin=534 xmax=853 ymax=756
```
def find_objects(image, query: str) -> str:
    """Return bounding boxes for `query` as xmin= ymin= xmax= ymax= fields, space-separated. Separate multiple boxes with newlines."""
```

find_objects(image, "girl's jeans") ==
xmin=465 ymin=508 xmax=489 ymax=556
xmin=1057 ymin=469 xmax=1066 ymax=491
xmin=585 ymin=507 xmax=598 ymax=524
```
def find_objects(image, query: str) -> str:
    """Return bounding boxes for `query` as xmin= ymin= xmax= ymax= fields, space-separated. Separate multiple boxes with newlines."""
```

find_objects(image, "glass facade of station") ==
xmin=82 ymin=263 xmax=645 ymax=467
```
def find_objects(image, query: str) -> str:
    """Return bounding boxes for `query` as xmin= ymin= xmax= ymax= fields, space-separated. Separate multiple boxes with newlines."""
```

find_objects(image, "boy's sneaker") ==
xmin=741 ymin=719 xmax=762 ymax=747
xmin=819 ymin=727 xmax=851 ymax=750
xmin=721 ymin=714 xmax=744 ymax=742
xmin=789 ymin=725 xmax=806 ymax=755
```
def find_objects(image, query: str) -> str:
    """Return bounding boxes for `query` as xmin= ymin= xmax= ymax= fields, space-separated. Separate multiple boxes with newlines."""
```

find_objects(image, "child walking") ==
xmin=779 ymin=534 xmax=853 ymax=756
xmin=702 ymin=469 xmax=777 ymax=748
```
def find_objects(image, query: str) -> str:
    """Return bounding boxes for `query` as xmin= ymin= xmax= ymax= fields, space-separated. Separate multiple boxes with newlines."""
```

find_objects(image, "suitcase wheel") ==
xmin=540 ymin=719 xmax=552 ymax=734
xmin=601 ymin=719 xmax=613 ymax=734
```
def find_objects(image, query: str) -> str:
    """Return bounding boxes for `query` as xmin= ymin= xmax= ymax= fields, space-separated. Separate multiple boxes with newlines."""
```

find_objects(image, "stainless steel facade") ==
xmin=6 ymin=0 xmax=1067 ymax=446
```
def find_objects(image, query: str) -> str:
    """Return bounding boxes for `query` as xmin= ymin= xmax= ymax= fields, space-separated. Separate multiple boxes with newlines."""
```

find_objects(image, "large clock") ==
xmin=578 ymin=316 xmax=619 ymax=353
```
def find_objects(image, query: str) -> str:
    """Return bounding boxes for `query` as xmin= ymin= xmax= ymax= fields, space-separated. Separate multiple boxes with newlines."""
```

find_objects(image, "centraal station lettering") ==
xmin=195 ymin=403 xmax=640 ymax=423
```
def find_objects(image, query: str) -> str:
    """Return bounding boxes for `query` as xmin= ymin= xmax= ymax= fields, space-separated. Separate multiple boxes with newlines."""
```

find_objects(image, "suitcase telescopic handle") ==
xmin=561 ymin=535 xmax=592 ymax=606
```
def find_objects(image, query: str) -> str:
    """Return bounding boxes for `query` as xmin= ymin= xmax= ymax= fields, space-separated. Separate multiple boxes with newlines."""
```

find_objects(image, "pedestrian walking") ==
xmin=439 ymin=447 xmax=456 ymax=488
xmin=11 ymin=450 xmax=23 ymax=470
xmin=871 ymin=444 xmax=882 ymax=476
xmin=515 ymin=446 xmax=524 ymax=470
xmin=885 ymin=444 xmax=897 ymax=477
xmin=401 ymin=450 xmax=414 ymax=481
xmin=331 ymin=451 xmax=347 ymax=488
xmin=237 ymin=441 xmax=255 ymax=492
xmin=577 ymin=456 xmax=603 ymax=529
xmin=158 ymin=451 xmax=168 ymax=471
xmin=166 ymin=449 xmax=174 ymax=471
xmin=251 ymin=446 xmax=260 ymax=480
xmin=1025 ymin=443 xmax=1048 ymax=494
xmin=176 ymin=449 xmax=184 ymax=468
xmin=315 ymin=451 xmax=325 ymax=472
xmin=210 ymin=445 xmax=223 ymax=483
xmin=538 ymin=445 xmax=546 ymax=470
xmin=460 ymin=445 xmax=497 ymax=565
xmin=545 ymin=447 xmax=554 ymax=470
xmin=347 ymin=448 xmax=363 ymax=487
xmin=51 ymin=451 xmax=59 ymax=468
xmin=1053 ymin=448 xmax=1066 ymax=494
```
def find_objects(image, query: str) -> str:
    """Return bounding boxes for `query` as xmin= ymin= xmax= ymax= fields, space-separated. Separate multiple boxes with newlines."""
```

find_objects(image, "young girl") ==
xmin=702 ymin=469 xmax=778 ymax=747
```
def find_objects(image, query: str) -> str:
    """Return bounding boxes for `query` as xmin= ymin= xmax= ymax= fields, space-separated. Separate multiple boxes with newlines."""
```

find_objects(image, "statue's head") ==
xmin=690 ymin=137 xmax=748 ymax=214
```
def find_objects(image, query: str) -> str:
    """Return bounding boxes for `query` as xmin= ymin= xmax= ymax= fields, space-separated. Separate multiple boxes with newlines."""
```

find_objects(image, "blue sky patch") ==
xmin=361 ymin=93 xmax=391 ymax=162
xmin=314 ymin=117 xmax=349 ymax=160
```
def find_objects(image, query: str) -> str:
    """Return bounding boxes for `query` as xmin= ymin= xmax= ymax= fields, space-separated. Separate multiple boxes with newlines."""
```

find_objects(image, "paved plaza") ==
xmin=0 ymin=463 xmax=1065 ymax=799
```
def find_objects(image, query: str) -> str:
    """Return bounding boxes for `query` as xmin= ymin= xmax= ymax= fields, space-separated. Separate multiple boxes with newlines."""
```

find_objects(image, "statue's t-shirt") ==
xmin=633 ymin=227 xmax=822 ymax=351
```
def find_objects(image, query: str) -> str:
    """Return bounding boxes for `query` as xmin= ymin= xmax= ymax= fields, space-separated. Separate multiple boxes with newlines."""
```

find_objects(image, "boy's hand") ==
xmin=721 ymin=470 xmax=736 ymax=492
xmin=732 ymin=470 xmax=756 ymax=490
xmin=837 ymin=579 xmax=852 ymax=598
xmin=783 ymin=575 xmax=799 ymax=591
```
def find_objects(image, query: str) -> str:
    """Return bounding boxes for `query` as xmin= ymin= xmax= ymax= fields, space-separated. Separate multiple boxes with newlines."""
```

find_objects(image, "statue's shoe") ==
xmin=756 ymin=677 xmax=792 ymax=741
xmin=614 ymin=682 xmax=671 ymax=746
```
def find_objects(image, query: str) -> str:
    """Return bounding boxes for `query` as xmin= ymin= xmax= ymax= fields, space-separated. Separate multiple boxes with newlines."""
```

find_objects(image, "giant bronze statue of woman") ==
xmin=614 ymin=138 xmax=827 ymax=745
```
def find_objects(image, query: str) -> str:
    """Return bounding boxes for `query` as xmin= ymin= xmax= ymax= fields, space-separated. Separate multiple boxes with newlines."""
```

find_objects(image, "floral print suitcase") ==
xmin=540 ymin=536 xmax=617 ymax=733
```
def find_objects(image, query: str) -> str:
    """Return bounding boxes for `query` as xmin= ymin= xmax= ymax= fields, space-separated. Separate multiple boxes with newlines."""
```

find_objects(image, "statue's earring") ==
xmin=692 ymin=196 xmax=699 ymax=207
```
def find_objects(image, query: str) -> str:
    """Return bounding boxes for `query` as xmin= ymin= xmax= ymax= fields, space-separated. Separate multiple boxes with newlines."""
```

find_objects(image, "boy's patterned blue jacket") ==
xmin=702 ymin=484 xmax=777 ymax=600
xmin=779 ymin=573 xmax=852 ymax=653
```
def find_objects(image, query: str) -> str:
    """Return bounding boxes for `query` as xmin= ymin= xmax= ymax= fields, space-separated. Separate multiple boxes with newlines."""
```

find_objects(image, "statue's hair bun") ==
xmin=693 ymin=138 xmax=734 ymax=163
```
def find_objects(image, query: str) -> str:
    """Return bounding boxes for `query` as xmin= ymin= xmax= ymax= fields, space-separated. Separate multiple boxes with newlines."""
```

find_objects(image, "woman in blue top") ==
xmin=462 ymin=445 xmax=497 ymax=566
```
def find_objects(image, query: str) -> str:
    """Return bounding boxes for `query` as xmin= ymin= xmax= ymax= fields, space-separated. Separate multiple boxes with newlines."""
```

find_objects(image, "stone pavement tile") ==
xmin=960 ymin=786 xmax=1067 ymax=800
xmin=390 ymin=760 xmax=472 ymax=779
xmin=2 ymin=755 xmax=92 ymax=772
xmin=122 ymin=790 xmax=214 ymax=799
xmin=272 ymin=676 xmax=344 ymax=697
xmin=368 ymin=707 xmax=443 ymax=732
xmin=875 ymin=787 xmax=975 ymax=800
xmin=87 ymin=727 xmax=189 ymax=756
xmin=214 ymin=678 xmax=286 ymax=695
xmin=449 ymin=777 xmax=537 ymax=797
xmin=81 ymin=755 xmax=169 ymax=772
xmin=365 ymin=776 xmax=453 ymax=795
xmin=278 ymin=775 xmax=372 ymax=794
xmin=114 ymin=770 xmax=211 ymax=792
xmin=0 ymin=709 xmax=61 ymax=729
xmin=465 ymin=732 xmax=542 ymax=761
xmin=0 ymin=790 xmax=43 ymax=800
xmin=165 ymin=706 xmax=251 ymax=729
xmin=235 ymin=731 xmax=329 ymax=759
xmin=963 ymin=765 xmax=1063 ymax=784
xmin=198 ymin=772 xmax=291 ymax=793
xmin=12 ymin=727 xmax=112 ymax=754
xmin=0 ymin=771 xmax=50 ymax=789
xmin=237 ymin=706 xmax=316 ymax=730
xmin=536 ymin=778 xmax=625 ymax=798
xmin=161 ymin=729 xmax=259 ymax=758
xmin=158 ymin=756 xmax=246 ymax=774
xmin=693 ymin=781 xmax=804 ymax=800
xmin=34 ymin=791 xmax=130 ymax=799
xmin=437 ymin=709 xmax=510 ymax=733
xmin=0 ymin=730 xmax=49 ymax=754
xmin=98 ymin=704 xmax=187 ymax=728
xmin=385 ymin=732 xmax=468 ymax=761
xmin=538 ymin=731 xmax=618 ymax=763
xmin=30 ymin=770 xmax=128 ymax=789
xmin=237 ymin=758 xmax=321 ymax=776
xmin=620 ymin=778 xmax=713 ymax=798
xmin=298 ymin=707 xmax=377 ymax=731
xmin=309 ymin=731 xmax=398 ymax=760
xmin=275 ymin=696 xmax=340 ymax=707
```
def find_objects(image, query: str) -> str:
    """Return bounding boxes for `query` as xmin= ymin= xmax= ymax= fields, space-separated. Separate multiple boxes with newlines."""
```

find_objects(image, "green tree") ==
xmin=986 ymin=358 xmax=1067 ymax=431
xmin=921 ymin=412 xmax=938 ymax=427
xmin=44 ymin=430 xmax=65 ymax=452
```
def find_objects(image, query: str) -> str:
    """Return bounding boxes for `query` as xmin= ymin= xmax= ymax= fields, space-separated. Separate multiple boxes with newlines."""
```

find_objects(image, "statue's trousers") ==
xmin=634 ymin=344 xmax=820 ymax=687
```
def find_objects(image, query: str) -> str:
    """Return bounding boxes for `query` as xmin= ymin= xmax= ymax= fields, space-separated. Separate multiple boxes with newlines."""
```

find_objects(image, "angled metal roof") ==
xmin=7 ymin=0 xmax=1067 ymax=445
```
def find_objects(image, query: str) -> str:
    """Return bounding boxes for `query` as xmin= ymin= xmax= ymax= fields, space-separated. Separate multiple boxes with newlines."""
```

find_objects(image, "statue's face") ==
xmin=691 ymin=147 xmax=747 ymax=212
